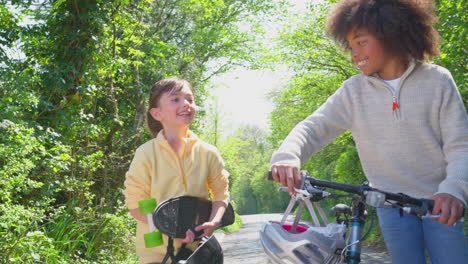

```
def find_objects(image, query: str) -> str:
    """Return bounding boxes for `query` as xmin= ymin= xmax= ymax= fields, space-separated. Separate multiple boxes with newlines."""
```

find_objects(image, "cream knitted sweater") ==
xmin=271 ymin=62 xmax=468 ymax=204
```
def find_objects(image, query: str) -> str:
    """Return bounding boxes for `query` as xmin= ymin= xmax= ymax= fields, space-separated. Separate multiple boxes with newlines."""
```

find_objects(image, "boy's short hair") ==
xmin=325 ymin=0 xmax=440 ymax=62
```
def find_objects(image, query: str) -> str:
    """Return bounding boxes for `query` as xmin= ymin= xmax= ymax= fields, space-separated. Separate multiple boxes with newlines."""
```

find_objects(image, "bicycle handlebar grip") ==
xmin=404 ymin=198 xmax=435 ymax=217
xmin=422 ymin=198 xmax=434 ymax=211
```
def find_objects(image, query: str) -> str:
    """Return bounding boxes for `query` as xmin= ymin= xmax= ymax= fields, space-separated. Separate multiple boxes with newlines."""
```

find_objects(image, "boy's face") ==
xmin=150 ymin=85 xmax=197 ymax=129
xmin=346 ymin=28 xmax=397 ymax=79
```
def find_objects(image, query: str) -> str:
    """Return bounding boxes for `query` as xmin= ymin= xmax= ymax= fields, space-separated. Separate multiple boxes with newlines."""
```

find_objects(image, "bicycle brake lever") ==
xmin=278 ymin=186 xmax=310 ymax=196
xmin=420 ymin=213 xmax=441 ymax=220
xmin=401 ymin=210 xmax=461 ymax=227
xmin=278 ymin=186 xmax=331 ymax=203
xmin=421 ymin=213 xmax=465 ymax=222
xmin=420 ymin=213 xmax=464 ymax=226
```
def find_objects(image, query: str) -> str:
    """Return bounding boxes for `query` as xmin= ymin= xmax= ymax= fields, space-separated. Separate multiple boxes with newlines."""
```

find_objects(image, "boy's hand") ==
xmin=271 ymin=164 xmax=300 ymax=195
xmin=429 ymin=193 xmax=465 ymax=226
xmin=174 ymin=229 xmax=195 ymax=244
xmin=194 ymin=221 xmax=218 ymax=238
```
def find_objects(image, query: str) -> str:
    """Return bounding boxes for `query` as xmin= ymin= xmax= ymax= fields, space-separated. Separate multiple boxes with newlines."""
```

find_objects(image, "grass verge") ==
xmin=217 ymin=212 xmax=243 ymax=233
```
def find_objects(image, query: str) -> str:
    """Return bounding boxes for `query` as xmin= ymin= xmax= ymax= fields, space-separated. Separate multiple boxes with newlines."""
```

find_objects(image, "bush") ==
xmin=0 ymin=120 xmax=137 ymax=263
xmin=217 ymin=212 xmax=243 ymax=233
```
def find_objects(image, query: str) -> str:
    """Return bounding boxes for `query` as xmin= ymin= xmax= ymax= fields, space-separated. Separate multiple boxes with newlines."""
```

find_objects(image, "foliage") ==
xmin=434 ymin=0 xmax=467 ymax=108
xmin=204 ymin=123 xmax=288 ymax=215
xmin=216 ymin=126 xmax=264 ymax=214
xmin=0 ymin=121 xmax=57 ymax=262
xmin=250 ymin=163 xmax=291 ymax=213
xmin=0 ymin=0 xmax=277 ymax=262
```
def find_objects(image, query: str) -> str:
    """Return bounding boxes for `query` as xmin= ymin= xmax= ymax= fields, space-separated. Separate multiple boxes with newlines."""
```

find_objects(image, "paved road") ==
xmin=216 ymin=214 xmax=391 ymax=264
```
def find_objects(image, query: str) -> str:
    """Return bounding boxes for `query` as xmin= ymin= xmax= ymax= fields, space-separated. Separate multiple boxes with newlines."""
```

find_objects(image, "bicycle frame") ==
xmin=342 ymin=197 xmax=366 ymax=264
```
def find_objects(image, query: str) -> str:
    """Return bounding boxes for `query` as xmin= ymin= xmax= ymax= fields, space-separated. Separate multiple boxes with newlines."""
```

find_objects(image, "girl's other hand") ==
xmin=174 ymin=229 xmax=195 ymax=244
xmin=271 ymin=164 xmax=300 ymax=195
xmin=194 ymin=221 xmax=218 ymax=238
xmin=429 ymin=193 xmax=465 ymax=226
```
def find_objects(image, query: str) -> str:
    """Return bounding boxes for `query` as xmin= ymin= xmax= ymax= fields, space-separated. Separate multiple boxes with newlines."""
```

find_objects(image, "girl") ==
xmin=124 ymin=78 xmax=230 ymax=264
xmin=270 ymin=0 xmax=468 ymax=263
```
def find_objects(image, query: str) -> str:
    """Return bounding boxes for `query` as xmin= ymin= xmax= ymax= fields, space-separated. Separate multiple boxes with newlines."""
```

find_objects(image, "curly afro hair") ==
xmin=325 ymin=0 xmax=440 ymax=62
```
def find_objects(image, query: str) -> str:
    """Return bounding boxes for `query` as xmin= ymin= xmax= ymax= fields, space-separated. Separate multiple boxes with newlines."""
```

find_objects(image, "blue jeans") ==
xmin=376 ymin=207 xmax=468 ymax=264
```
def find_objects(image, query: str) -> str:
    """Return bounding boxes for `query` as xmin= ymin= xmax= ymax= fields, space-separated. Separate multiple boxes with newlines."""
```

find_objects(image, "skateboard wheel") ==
xmin=139 ymin=198 xmax=157 ymax=215
xmin=144 ymin=231 xmax=163 ymax=248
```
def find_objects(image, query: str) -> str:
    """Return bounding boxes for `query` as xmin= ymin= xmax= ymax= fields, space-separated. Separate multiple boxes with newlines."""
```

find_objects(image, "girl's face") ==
xmin=346 ymin=28 xmax=400 ymax=79
xmin=150 ymin=85 xmax=196 ymax=130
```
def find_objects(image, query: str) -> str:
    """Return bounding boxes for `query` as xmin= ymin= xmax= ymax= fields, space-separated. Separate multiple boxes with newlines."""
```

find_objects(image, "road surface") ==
xmin=216 ymin=214 xmax=391 ymax=264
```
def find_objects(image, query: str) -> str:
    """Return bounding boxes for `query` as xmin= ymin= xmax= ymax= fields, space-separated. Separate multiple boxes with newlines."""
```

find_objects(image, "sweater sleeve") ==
xmin=123 ymin=146 xmax=153 ymax=209
xmin=271 ymin=82 xmax=354 ymax=167
xmin=206 ymin=148 xmax=230 ymax=205
xmin=437 ymin=71 xmax=468 ymax=205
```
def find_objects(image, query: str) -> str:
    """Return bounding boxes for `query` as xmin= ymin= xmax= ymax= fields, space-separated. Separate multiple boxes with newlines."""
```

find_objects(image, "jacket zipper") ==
xmin=176 ymin=152 xmax=188 ymax=192
xmin=392 ymin=96 xmax=399 ymax=111
xmin=162 ymin=143 xmax=188 ymax=192
xmin=370 ymin=61 xmax=416 ymax=121
xmin=174 ymin=146 xmax=187 ymax=192
xmin=391 ymin=91 xmax=401 ymax=120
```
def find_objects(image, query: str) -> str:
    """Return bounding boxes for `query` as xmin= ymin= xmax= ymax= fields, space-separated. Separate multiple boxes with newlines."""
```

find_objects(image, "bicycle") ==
xmin=260 ymin=170 xmax=437 ymax=264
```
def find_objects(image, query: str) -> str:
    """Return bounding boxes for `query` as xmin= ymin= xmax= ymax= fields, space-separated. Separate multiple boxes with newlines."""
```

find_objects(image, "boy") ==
xmin=270 ymin=1 xmax=468 ymax=263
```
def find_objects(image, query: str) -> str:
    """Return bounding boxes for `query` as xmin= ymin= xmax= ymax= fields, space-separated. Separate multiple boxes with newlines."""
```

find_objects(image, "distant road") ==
xmin=216 ymin=214 xmax=391 ymax=264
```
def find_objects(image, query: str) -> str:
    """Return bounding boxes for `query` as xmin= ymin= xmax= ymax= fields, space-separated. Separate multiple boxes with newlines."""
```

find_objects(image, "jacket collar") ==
xmin=365 ymin=60 xmax=419 ymax=88
xmin=155 ymin=129 xmax=199 ymax=154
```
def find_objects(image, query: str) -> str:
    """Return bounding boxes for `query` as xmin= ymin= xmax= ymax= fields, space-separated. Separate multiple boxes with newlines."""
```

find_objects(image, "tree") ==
xmin=215 ymin=124 xmax=289 ymax=214
xmin=0 ymin=0 xmax=279 ymax=261
xmin=434 ymin=0 xmax=467 ymax=107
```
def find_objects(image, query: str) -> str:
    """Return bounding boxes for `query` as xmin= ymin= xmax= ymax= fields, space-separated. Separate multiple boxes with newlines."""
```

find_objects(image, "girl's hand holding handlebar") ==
xmin=270 ymin=164 xmax=301 ymax=195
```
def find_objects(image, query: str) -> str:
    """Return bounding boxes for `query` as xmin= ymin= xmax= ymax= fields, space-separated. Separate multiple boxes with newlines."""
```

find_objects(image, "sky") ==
xmin=207 ymin=0 xmax=313 ymax=131
xmin=209 ymin=67 xmax=290 ymax=131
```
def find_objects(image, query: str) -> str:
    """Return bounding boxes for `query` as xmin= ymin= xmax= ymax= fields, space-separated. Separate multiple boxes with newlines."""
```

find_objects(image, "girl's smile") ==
xmin=150 ymin=85 xmax=197 ymax=129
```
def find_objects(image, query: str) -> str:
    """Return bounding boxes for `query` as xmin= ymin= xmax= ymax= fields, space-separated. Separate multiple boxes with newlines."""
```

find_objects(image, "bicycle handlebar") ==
xmin=268 ymin=170 xmax=434 ymax=216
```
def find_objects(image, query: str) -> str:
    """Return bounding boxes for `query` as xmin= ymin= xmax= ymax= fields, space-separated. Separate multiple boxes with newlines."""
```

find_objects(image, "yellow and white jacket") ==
xmin=124 ymin=130 xmax=229 ymax=263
